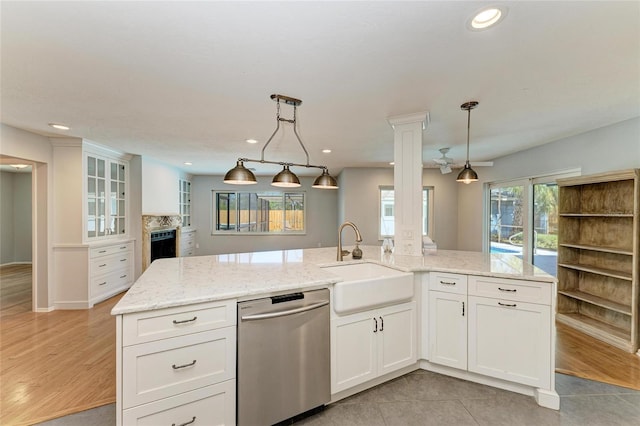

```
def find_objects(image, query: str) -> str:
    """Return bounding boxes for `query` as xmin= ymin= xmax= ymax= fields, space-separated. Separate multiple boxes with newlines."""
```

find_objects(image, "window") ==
xmin=487 ymin=171 xmax=579 ymax=277
xmin=212 ymin=191 xmax=305 ymax=234
xmin=179 ymin=179 xmax=191 ymax=227
xmin=379 ymin=186 xmax=434 ymax=239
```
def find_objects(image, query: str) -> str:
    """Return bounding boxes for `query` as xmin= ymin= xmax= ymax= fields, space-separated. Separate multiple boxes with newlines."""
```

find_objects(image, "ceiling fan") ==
xmin=430 ymin=147 xmax=494 ymax=174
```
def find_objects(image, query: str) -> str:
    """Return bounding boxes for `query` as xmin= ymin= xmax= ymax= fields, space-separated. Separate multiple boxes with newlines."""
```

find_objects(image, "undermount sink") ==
xmin=322 ymin=262 xmax=414 ymax=314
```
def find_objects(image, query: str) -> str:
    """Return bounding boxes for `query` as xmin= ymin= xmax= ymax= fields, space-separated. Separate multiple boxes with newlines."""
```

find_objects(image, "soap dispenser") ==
xmin=352 ymin=244 xmax=363 ymax=259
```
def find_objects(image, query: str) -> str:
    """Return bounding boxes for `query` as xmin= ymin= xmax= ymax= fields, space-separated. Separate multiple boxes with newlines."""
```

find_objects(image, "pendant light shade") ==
xmin=312 ymin=168 xmax=339 ymax=189
xmin=456 ymin=162 xmax=479 ymax=184
xmin=223 ymin=94 xmax=338 ymax=189
xmin=271 ymin=165 xmax=301 ymax=187
xmin=223 ymin=160 xmax=257 ymax=185
xmin=456 ymin=101 xmax=479 ymax=184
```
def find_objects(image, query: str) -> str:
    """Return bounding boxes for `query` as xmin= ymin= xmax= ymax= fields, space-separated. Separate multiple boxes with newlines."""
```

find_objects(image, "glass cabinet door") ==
xmin=86 ymin=154 xmax=127 ymax=239
xmin=87 ymin=155 xmax=107 ymax=238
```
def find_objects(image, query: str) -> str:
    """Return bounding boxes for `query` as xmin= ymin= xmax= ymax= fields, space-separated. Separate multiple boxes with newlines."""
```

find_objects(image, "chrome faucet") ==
xmin=337 ymin=221 xmax=363 ymax=261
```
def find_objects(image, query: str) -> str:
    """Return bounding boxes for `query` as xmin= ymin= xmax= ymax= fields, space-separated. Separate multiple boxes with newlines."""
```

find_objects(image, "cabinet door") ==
xmin=468 ymin=295 xmax=551 ymax=389
xmin=428 ymin=291 xmax=467 ymax=370
xmin=87 ymin=155 xmax=107 ymax=238
xmin=378 ymin=301 xmax=417 ymax=376
xmin=331 ymin=310 xmax=377 ymax=393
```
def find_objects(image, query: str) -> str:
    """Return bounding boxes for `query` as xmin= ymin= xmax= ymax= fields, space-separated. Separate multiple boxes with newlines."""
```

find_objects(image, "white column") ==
xmin=387 ymin=112 xmax=429 ymax=256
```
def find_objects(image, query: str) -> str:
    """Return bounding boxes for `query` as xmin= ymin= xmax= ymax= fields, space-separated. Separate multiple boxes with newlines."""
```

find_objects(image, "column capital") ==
xmin=387 ymin=111 xmax=430 ymax=129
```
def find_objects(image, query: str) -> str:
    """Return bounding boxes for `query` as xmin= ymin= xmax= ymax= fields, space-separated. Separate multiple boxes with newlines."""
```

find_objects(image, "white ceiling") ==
xmin=2 ymin=1 xmax=639 ymax=176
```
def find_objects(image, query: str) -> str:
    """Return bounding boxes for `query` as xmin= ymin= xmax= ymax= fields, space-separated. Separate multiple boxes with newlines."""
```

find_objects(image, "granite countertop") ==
xmin=111 ymin=246 xmax=556 ymax=315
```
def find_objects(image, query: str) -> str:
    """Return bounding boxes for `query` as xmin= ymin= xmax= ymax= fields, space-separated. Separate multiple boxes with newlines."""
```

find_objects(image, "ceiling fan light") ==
xmin=223 ymin=161 xmax=257 ymax=185
xmin=440 ymin=164 xmax=452 ymax=174
xmin=271 ymin=165 xmax=301 ymax=187
xmin=456 ymin=162 xmax=479 ymax=184
xmin=312 ymin=169 xmax=339 ymax=189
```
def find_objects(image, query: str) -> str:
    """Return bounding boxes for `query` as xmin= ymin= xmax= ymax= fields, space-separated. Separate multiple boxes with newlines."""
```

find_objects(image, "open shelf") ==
xmin=559 ymin=243 xmax=633 ymax=256
xmin=557 ymin=263 xmax=633 ymax=281
xmin=557 ymin=169 xmax=639 ymax=353
xmin=558 ymin=290 xmax=631 ymax=315
xmin=556 ymin=312 xmax=632 ymax=352
xmin=560 ymin=213 xmax=633 ymax=218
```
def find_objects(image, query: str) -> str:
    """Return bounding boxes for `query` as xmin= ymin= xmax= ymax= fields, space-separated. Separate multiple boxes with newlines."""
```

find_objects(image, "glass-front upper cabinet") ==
xmin=179 ymin=179 xmax=191 ymax=227
xmin=86 ymin=154 xmax=128 ymax=239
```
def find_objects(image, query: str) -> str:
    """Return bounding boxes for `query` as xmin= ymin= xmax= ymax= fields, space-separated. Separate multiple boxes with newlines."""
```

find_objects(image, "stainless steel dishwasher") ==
xmin=237 ymin=288 xmax=330 ymax=426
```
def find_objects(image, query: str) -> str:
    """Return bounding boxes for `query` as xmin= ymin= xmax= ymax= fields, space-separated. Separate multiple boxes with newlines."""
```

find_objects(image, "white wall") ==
xmin=192 ymin=175 xmax=338 ymax=255
xmin=142 ymin=157 xmax=191 ymax=215
xmin=338 ymin=167 xmax=460 ymax=250
xmin=457 ymin=117 xmax=640 ymax=251
xmin=0 ymin=171 xmax=16 ymax=264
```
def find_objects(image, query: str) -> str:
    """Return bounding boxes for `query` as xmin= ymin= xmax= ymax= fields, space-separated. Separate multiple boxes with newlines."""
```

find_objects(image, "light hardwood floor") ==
xmin=1 ymin=264 xmax=639 ymax=425
xmin=1 ymin=264 xmax=121 ymax=426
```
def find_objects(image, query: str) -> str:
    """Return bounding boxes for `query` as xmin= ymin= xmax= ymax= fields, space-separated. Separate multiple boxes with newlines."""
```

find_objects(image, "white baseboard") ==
xmin=54 ymin=300 xmax=91 ymax=310
xmin=34 ymin=306 xmax=55 ymax=313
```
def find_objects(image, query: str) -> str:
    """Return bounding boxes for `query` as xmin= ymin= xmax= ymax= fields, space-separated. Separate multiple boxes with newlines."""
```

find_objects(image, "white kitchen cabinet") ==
xmin=428 ymin=291 xmax=467 ymax=370
xmin=427 ymin=273 xmax=554 ymax=391
xmin=331 ymin=301 xmax=416 ymax=393
xmin=180 ymin=228 xmax=196 ymax=257
xmin=86 ymin=152 xmax=128 ymax=240
xmin=90 ymin=242 xmax=133 ymax=305
xmin=116 ymin=300 xmax=237 ymax=426
xmin=468 ymin=295 xmax=551 ymax=389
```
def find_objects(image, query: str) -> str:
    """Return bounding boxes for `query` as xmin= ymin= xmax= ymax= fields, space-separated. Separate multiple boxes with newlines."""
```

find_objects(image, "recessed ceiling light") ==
xmin=48 ymin=123 xmax=70 ymax=130
xmin=389 ymin=162 xmax=395 ymax=166
xmin=468 ymin=6 xmax=507 ymax=31
xmin=246 ymin=139 xmax=258 ymax=144
xmin=10 ymin=164 xmax=29 ymax=169
xmin=322 ymin=149 xmax=332 ymax=153
xmin=184 ymin=162 xmax=193 ymax=166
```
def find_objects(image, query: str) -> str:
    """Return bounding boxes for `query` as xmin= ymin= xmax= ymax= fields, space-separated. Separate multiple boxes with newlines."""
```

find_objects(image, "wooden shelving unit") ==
xmin=557 ymin=169 xmax=639 ymax=353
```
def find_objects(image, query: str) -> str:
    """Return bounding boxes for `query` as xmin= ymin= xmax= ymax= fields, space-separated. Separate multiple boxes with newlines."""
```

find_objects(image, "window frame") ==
xmin=378 ymin=185 xmax=434 ymax=240
xmin=211 ymin=190 xmax=307 ymax=235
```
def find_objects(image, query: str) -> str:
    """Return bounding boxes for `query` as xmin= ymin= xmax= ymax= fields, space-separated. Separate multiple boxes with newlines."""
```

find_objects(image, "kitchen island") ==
xmin=112 ymin=247 xmax=559 ymax=425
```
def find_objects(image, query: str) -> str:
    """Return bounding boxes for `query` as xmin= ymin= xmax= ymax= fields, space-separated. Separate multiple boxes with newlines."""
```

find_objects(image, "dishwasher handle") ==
xmin=241 ymin=300 xmax=329 ymax=321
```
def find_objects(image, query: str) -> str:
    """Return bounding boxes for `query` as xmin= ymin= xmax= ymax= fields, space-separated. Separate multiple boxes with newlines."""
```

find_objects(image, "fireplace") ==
xmin=142 ymin=214 xmax=181 ymax=271
xmin=150 ymin=229 xmax=177 ymax=263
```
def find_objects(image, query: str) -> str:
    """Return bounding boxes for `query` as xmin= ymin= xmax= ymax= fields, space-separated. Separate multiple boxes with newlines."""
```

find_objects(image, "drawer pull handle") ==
xmin=98 ymin=264 xmax=107 ymax=267
xmin=172 ymin=360 xmax=196 ymax=370
xmin=498 ymin=302 xmax=517 ymax=308
xmin=98 ymin=250 xmax=107 ymax=253
xmin=172 ymin=417 xmax=196 ymax=426
xmin=98 ymin=281 xmax=107 ymax=286
xmin=120 ymin=258 xmax=127 ymax=262
xmin=120 ymin=246 xmax=127 ymax=250
xmin=462 ymin=301 xmax=465 ymax=316
xmin=440 ymin=280 xmax=456 ymax=286
xmin=173 ymin=316 xmax=197 ymax=325
xmin=498 ymin=287 xmax=517 ymax=292
xmin=120 ymin=274 xmax=127 ymax=279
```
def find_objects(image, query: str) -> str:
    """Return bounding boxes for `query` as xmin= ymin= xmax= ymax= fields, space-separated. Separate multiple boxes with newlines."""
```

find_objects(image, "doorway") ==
xmin=0 ymin=158 xmax=37 ymax=312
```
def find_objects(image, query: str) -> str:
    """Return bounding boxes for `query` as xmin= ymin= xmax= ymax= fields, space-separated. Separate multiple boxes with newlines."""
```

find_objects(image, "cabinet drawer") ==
xmin=91 ymin=252 xmax=131 ymax=274
xmin=468 ymin=276 xmax=551 ymax=305
xmin=122 ymin=380 xmax=235 ymax=426
xmin=429 ymin=272 xmax=467 ymax=294
xmin=122 ymin=327 xmax=236 ymax=409
xmin=122 ymin=300 xmax=236 ymax=346
xmin=91 ymin=242 xmax=132 ymax=258
xmin=91 ymin=269 xmax=132 ymax=298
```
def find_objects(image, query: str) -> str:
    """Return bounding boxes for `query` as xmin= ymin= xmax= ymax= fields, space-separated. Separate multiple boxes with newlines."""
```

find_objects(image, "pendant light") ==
xmin=223 ymin=94 xmax=338 ymax=189
xmin=456 ymin=101 xmax=479 ymax=184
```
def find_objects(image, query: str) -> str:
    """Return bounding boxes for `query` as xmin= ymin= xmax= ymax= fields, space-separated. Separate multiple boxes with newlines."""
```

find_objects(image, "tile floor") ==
xmin=37 ymin=372 xmax=640 ymax=426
